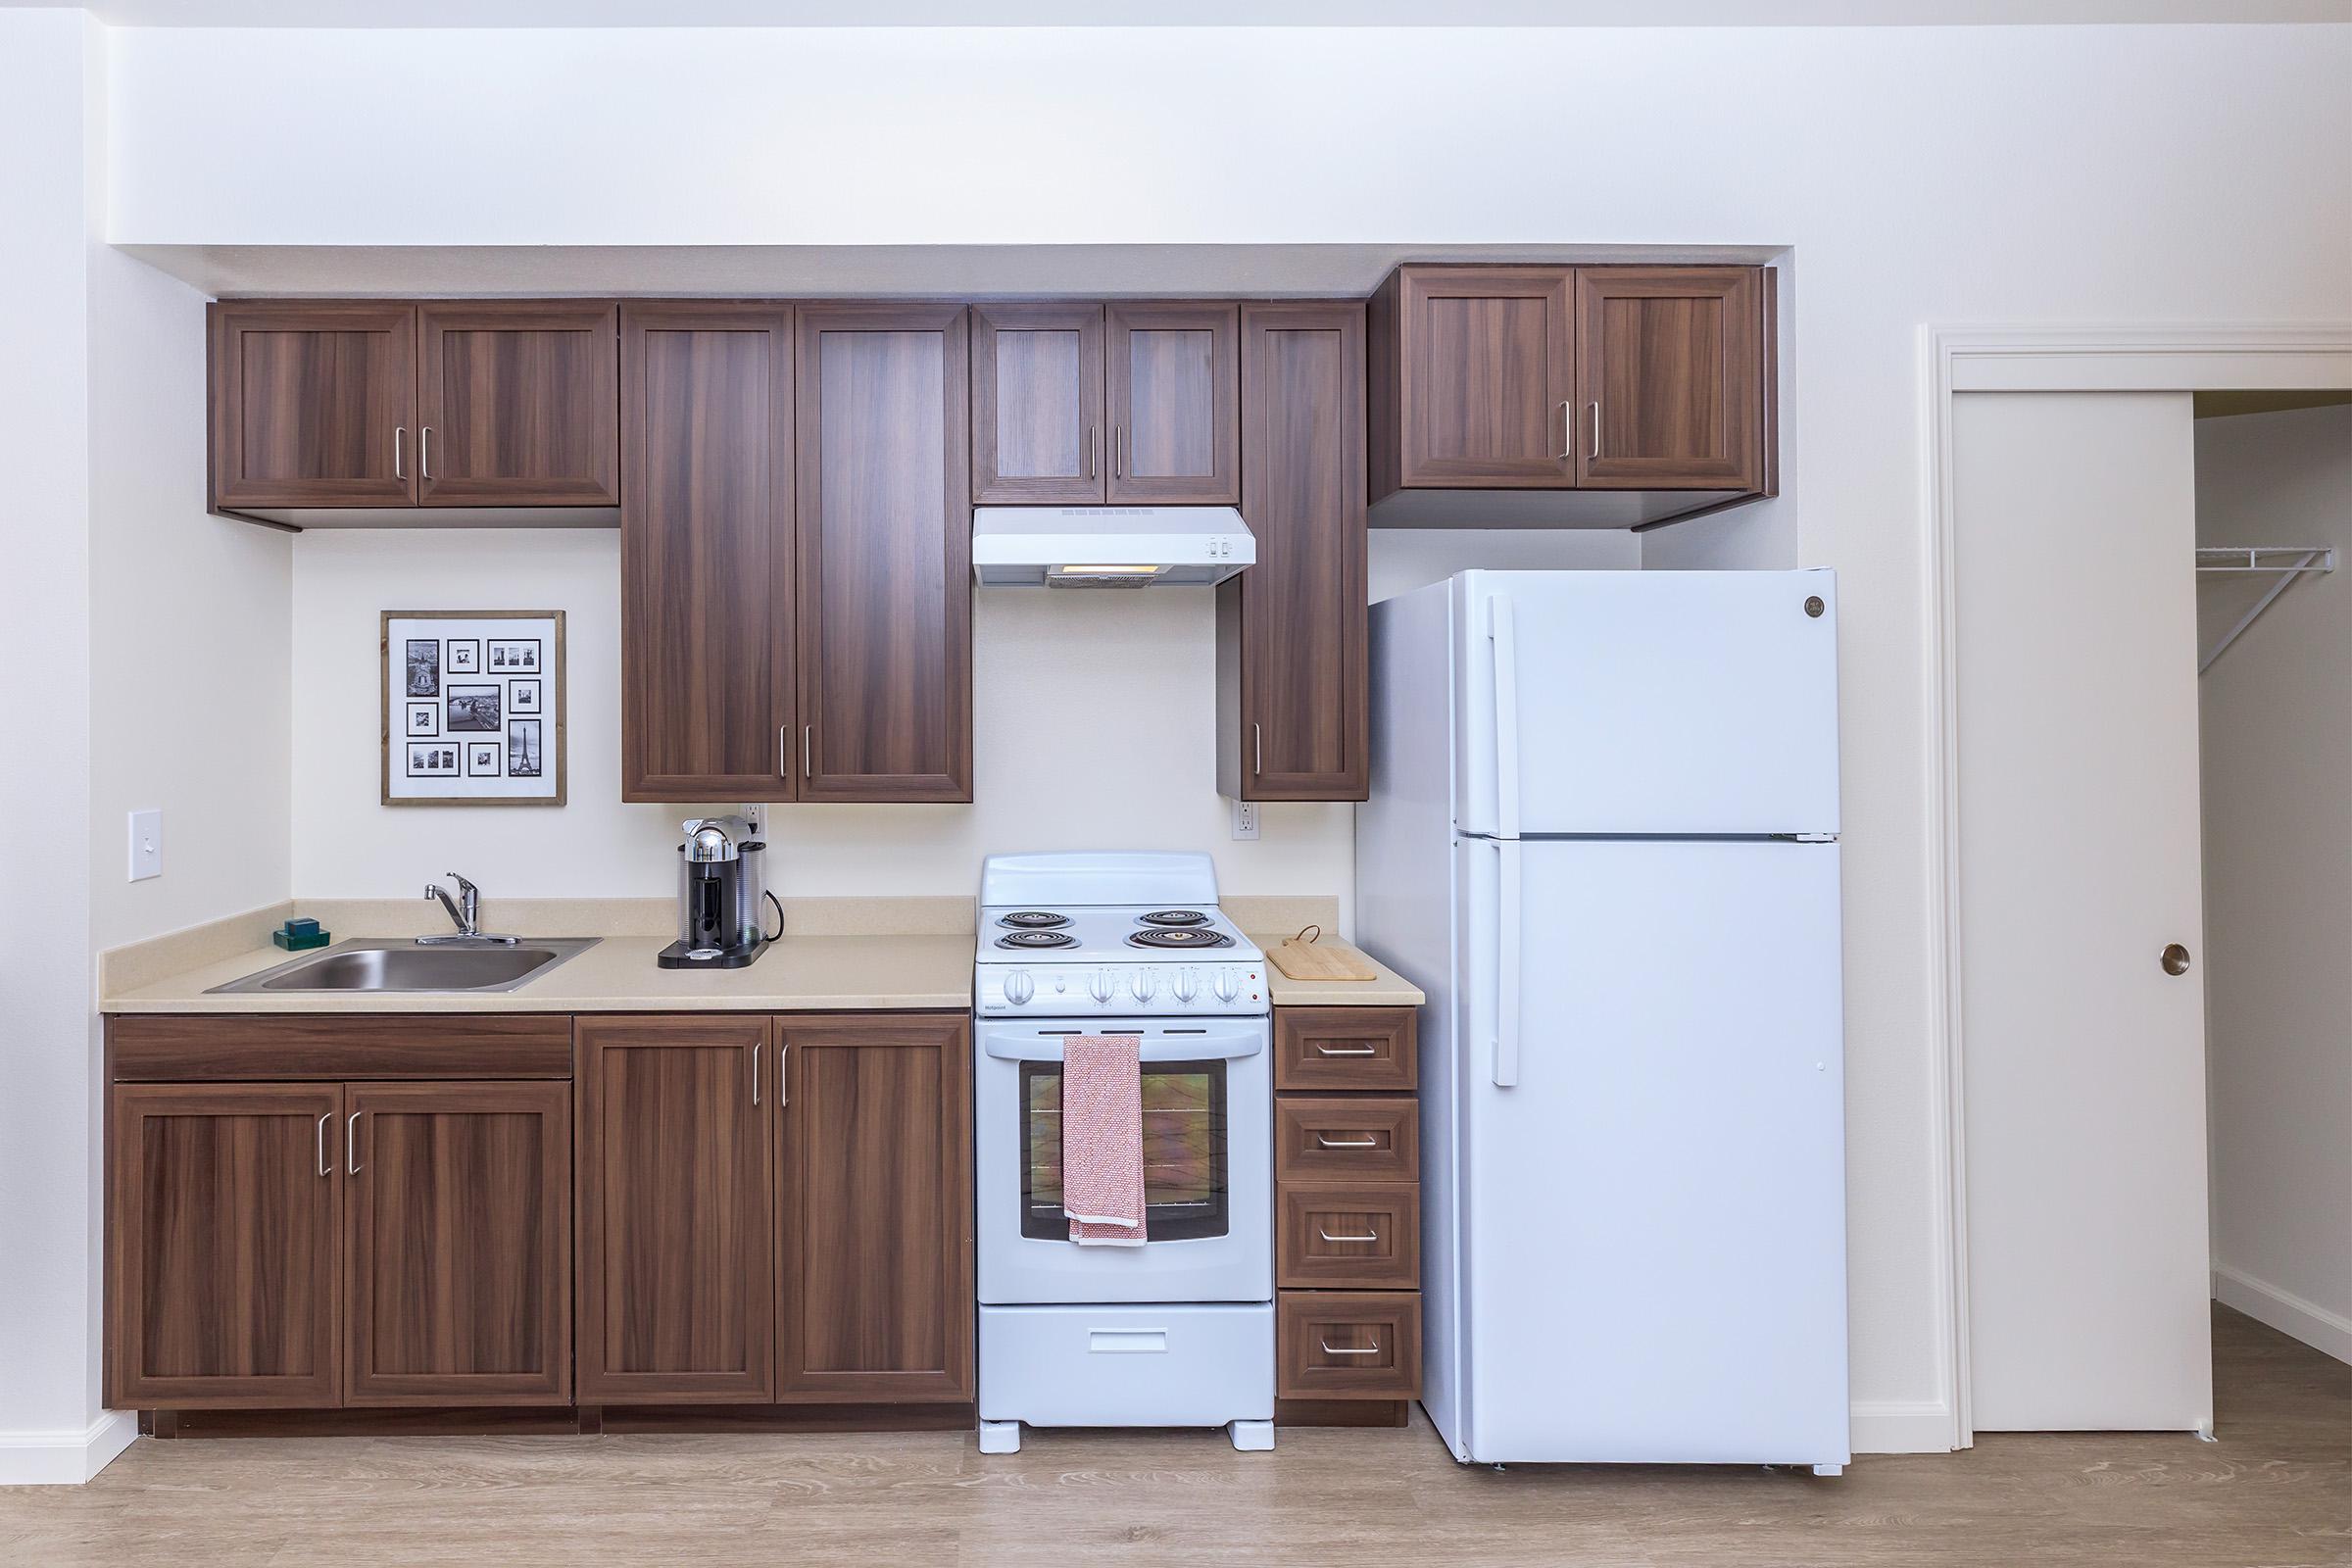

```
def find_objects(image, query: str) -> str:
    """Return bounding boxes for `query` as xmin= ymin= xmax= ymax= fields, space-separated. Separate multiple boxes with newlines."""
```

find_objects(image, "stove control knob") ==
xmin=1089 ymin=970 xmax=1116 ymax=1004
xmin=1131 ymin=967 xmax=1161 ymax=1002
xmin=1213 ymin=968 xmax=1240 ymax=1003
xmin=1003 ymin=970 xmax=1034 ymax=1006
xmin=1172 ymin=967 xmax=1200 ymax=1003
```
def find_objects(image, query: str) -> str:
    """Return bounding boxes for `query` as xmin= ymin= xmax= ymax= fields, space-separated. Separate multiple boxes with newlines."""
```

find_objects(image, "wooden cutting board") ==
xmin=1268 ymin=928 xmax=1378 ymax=982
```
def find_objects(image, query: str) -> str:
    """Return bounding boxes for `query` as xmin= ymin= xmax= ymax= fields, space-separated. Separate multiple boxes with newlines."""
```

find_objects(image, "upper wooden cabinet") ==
xmin=1368 ymin=264 xmax=1775 ymax=527
xmin=619 ymin=301 xmax=798 ymax=802
xmin=971 ymin=301 xmax=1238 ymax=506
xmin=208 ymin=299 xmax=619 ymax=523
xmin=1218 ymin=302 xmax=1369 ymax=802
xmin=796 ymin=303 xmax=973 ymax=803
xmin=775 ymin=1013 xmax=974 ymax=1403
xmin=416 ymin=302 xmax=619 ymax=507
xmin=210 ymin=302 xmax=416 ymax=511
xmin=970 ymin=302 xmax=1106 ymax=504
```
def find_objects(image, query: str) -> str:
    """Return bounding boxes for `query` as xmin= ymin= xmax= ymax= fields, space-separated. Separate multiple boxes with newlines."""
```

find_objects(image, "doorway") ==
xmin=1937 ymin=333 xmax=2352 ymax=1445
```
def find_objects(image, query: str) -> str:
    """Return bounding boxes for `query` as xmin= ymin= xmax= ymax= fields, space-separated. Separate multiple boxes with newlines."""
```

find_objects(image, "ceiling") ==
xmin=15 ymin=0 xmax=2347 ymax=24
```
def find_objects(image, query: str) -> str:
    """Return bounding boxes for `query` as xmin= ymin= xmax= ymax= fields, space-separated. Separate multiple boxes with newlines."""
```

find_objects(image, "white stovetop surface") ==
xmin=975 ymin=904 xmax=1264 ymax=966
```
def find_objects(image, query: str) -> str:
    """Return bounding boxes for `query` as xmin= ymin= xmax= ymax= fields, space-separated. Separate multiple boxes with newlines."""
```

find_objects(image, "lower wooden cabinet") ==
xmin=575 ymin=1015 xmax=775 ymax=1402
xmin=107 ymin=1077 xmax=573 ymax=1411
xmin=776 ymin=1013 xmax=974 ymax=1401
xmin=345 ymin=1080 xmax=571 ymax=1406
xmin=1277 ymin=1291 xmax=1423 ymax=1401
xmin=108 ymin=1084 xmax=345 ymax=1409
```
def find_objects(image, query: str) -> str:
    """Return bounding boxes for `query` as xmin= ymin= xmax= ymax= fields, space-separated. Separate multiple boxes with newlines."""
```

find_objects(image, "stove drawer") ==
xmin=1275 ymin=1008 xmax=1417 ymax=1092
xmin=1278 ymin=1181 xmax=1421 ymax=1290
xmin=1277 ymin=1291 xmax=1421 ymax=1400
xmin=978 ymin=1301 xmax=1273 ymax=1427
xmin=1275 ymin=1098 xmax=1419 ymax=1184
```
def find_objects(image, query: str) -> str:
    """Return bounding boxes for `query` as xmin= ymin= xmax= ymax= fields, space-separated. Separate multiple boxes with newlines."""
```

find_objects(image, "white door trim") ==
xmin=1922 ymin=324 xmax=2352 ymax=1450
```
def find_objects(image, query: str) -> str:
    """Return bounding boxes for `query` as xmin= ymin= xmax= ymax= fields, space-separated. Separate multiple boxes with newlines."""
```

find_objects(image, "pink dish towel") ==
xmin=1061 ymin=1035 xmax=1147 ymax=1247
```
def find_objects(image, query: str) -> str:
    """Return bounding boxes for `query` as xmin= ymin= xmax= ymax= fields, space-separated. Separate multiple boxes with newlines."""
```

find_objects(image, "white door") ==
xmin=1454 ymin=569 xmax=1840 ymax=838
xmin=1954 ymin=391 xmax=2213 ymax=1433
xmin=1456 ymin=836 xmax=1848 ymax=1465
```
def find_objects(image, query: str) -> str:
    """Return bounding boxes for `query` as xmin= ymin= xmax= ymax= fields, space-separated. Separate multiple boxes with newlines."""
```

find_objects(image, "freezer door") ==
xmin=1454 ymin=569 xmax=1839 ymax=837
xmin=1455 ymin=837 xmax=1848 ymax=1465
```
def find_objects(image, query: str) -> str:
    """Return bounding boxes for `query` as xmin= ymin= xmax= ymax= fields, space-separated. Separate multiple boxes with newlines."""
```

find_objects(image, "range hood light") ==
xmin=1053 ymin=564 xmax=1166 ymax=577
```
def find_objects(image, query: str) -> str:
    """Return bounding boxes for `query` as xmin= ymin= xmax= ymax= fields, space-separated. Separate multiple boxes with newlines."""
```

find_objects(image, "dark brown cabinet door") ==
xmin=1391 ymin=267 xmax=1574 ymax=488
xmin=344 ymin=1081 xmax=571 ymax=1407
xmin=1226 ymin=302 xmax=1368 ymax=801
xmin=1575 ymin=267 xmax=1764 ymax=491
xmin=795 ymin=303 xmax=972 ymax=803
xmin=107 ymin=1083 xmax=343 ymax=1409
xmin=209 ymin=301 xmax=416 ymax=509
xmin=1106 ymin=302 xmax=1240 ymax=504
xmin=619 ymin=303 xmax=796 ymax=802
xmin=971 ymin=302 xmax=1104 ymax=504
xmin=774 ymin=1014 xmax=973 ymax=1402
xmin=576 ymin=1016 xmax=775 ymax=1402
xmin=417 ymin=302 xmax=619 ymax=507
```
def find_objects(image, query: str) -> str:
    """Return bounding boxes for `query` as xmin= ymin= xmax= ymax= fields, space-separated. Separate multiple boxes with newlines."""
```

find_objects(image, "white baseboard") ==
xmin=1849 ymin=1398 xmax=1957 ymax=1454
xmin=2214 ymin=1263 xmax=2352 ymax=1367
xmin=0 ymin=1410 xmax=137 ymax=1485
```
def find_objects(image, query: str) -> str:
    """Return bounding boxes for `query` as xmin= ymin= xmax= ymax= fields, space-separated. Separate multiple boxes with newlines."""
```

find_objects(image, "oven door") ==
xmin=976 ymin=1016 xmax=1272 ymax=1305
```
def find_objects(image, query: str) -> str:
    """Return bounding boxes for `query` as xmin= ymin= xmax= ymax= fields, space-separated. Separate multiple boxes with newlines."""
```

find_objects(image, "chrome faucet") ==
xmin=421 ymin=872 xmax=518 ymax=947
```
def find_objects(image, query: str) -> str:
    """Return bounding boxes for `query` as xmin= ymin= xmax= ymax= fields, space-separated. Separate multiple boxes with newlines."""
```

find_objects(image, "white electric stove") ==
xmin=972 ymin=852 xmax=1275 ymax=1455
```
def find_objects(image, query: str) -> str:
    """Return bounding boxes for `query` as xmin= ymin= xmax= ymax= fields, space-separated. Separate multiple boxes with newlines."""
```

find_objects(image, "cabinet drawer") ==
xmin=1278 ymin=1182 xmax=1420 ymax=1290
xmin=1277 ymin=1291 xmax=1420 ymax=1400
xmin=1275 ymin=1098 xmax=1418 ymax=1183
xmin=1275 ymin=1007 xmax=1416 ymax=1092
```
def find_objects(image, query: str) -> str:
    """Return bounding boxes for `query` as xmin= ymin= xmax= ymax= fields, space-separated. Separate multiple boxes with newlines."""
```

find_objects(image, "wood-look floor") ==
xmin=5 ymin=1306 xmax=2343 ymax=1567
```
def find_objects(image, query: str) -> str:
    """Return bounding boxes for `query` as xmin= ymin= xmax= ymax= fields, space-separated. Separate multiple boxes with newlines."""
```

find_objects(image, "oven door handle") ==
xmin=981 ymin=1036 xmax=1265 ymax=1063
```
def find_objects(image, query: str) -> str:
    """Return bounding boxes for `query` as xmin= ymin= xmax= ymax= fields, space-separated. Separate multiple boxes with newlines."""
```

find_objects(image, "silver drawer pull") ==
xmin=1315 ymin=1134 xmax=1379 ymax=1149
xmin=1319 ymin=1338 xmax=1382 ymax=1355
xmin=1315 ymin=1044 xmax=1377 ymax=1057
xmin=316 ymin=1112 xmax=330 ymax=1178
xmin=1318 ymin=1227 xmax=1381 ymax=1244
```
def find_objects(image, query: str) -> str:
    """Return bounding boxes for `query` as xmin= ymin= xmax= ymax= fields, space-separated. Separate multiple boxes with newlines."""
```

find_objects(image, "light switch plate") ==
xmin=128 ymin=808 xmax=163 ymax=881
xmin=1230 ymin=798 xmax=1259 ymax=841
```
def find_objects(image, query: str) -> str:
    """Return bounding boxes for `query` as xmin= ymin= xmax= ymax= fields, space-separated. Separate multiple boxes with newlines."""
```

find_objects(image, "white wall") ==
xmin=2196 ymin=404 xmax=2352 ymax=1364
xmin=71 ymin=19 xmax=2352 ymax=1450
xmin=292 ymin=530 xmax=1353 ymax=903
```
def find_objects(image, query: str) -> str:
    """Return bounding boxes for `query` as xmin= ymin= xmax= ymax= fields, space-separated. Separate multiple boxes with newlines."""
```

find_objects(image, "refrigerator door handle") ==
xmin=1495 ymin=838 xmax=1522 ymax=1088
xmin=1488 ymin=593 xmax=1522 ymax=840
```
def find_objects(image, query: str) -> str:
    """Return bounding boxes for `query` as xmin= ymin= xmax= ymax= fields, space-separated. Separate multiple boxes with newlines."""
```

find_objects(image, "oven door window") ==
xmin=1020 ymin=1058 xmax=1230 ymax=1242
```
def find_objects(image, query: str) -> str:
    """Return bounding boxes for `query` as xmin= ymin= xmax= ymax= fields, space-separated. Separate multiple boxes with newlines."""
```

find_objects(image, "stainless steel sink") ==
xmin=207 ymin=937 xmax=601 ymax=995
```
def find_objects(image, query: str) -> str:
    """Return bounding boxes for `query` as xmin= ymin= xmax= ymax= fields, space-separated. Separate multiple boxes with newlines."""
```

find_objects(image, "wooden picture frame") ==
xmin=379 ymin=611 xmax=567 ymax=807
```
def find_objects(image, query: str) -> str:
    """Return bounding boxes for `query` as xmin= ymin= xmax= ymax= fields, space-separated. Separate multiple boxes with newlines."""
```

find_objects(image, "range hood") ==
xmin=971 ymin=507 xmax=1254 ymax=588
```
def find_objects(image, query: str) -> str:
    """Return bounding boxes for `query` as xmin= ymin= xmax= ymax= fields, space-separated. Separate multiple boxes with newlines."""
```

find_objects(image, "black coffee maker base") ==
xmin=657 ymin=939 xmax=768 ymax=970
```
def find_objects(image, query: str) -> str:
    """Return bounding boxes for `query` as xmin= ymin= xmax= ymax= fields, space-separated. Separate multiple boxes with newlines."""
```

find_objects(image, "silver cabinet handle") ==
xmin=1252 ymin=722 xmax=1262 ymax=777
xmin=420 ymin=425 xmax=433 ymax=480
xmin=1318 ymin=1227 xmax=1381 ymax=1245
xmin=1558 ymin=400 xmax=1572 ymax=462
xmin=346 ymin=1110 xmax=362 ymax=1176
xmin=1315 ymin=1044 xmax=1377 ymax=1057
xmin=1319 ymin=1338 xmax=1382 ymax=1355
xmin=1087 ymin=424 xmax=1099 ymax=480
xmin=1589 ymin=401 xmax=1601 ymax=461
xmin=393 ymin=425 xmax=406 ymax=480
xmin=317 ymin=1113 xmax=330 ymax=1178
xmin=1315 ymin=1133 xmax=1379 ymax=1149
xmin=753 ymin=1041 xmax=761 ymax=1105
xmin=778 ymin=725 xmax=791 ymax=780
xmin=802 ymin=724 xmax=813 ymax=779
xmin=779 ymin=1042 xmax=789 ymax=1108
xmin=1114 ymin=424 xmax=1124 ymax=480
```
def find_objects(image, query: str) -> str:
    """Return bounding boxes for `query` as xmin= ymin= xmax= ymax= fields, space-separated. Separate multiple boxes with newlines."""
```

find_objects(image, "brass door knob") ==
xmin=2161 ymin=943 xmax=2192 ymax=976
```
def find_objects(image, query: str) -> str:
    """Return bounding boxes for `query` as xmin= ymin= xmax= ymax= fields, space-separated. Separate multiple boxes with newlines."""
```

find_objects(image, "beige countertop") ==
xmin=102 ymin=931 xmax=975 ymax=1014
xmin=98 ymin=895 xmax=1421 ymax=1015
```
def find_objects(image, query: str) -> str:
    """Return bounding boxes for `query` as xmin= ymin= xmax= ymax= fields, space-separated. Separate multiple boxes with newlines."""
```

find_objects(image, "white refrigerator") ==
xmin=1355 ymin=569 xmax=1849 ymax=1472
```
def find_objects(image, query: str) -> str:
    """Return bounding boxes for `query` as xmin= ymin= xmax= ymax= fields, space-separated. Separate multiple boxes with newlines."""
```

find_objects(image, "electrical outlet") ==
xmin=1230 ymin=798 xmax=1259 ymax=841
xmin=128 ymin=808 xmax=163 ymax=881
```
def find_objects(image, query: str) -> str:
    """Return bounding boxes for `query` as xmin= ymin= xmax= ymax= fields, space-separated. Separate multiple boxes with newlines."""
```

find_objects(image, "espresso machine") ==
xmin=657 ymin=814 xmax=779 ymax=969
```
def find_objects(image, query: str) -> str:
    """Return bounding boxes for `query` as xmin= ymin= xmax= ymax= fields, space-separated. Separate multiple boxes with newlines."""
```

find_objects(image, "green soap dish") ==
xmin=273 ymin=925 xmax=331 ymax=952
